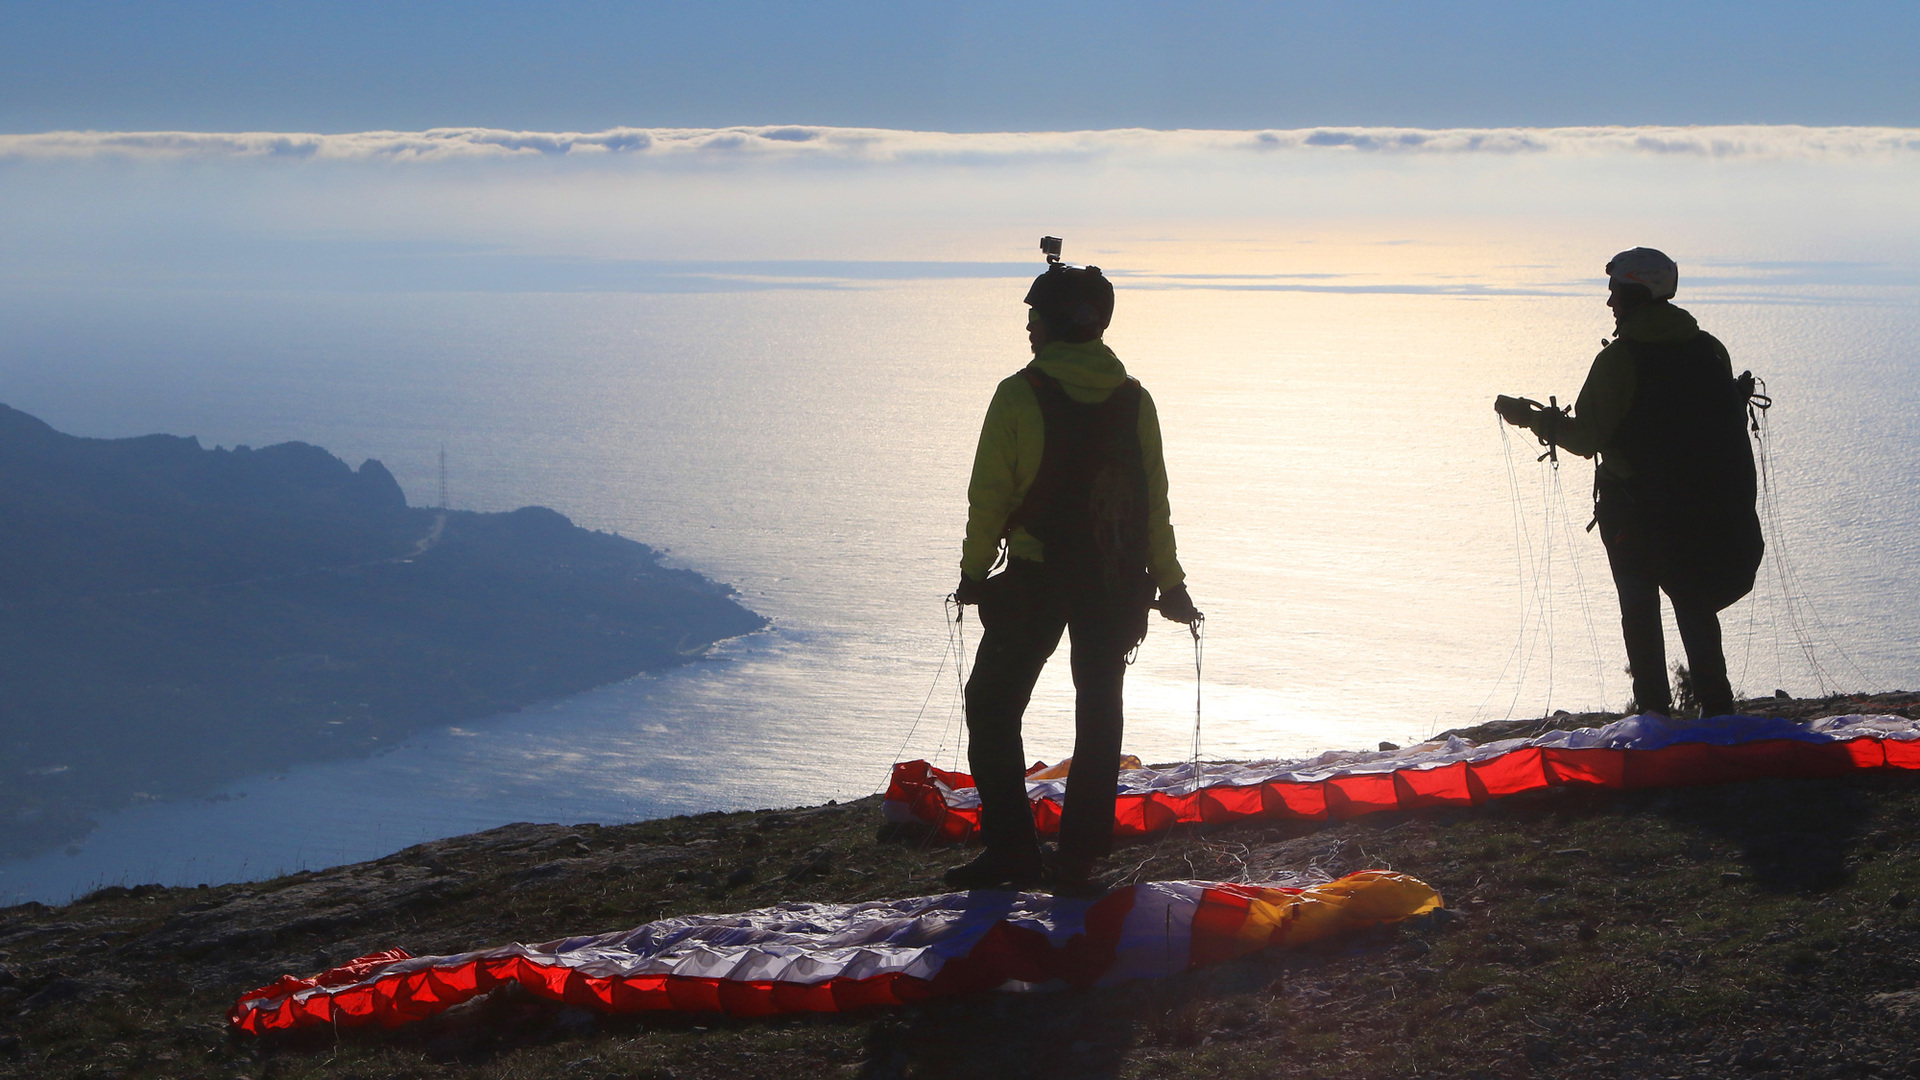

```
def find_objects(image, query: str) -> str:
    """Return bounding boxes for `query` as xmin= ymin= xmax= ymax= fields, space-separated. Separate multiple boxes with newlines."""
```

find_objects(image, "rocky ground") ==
xmin=3 ymin=693 xmax=1920 ymax=1079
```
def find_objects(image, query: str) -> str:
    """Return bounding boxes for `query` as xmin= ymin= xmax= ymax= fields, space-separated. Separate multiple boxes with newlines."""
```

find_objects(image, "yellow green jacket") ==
xmin=962 ymin=339 xmax=1186 ymax=587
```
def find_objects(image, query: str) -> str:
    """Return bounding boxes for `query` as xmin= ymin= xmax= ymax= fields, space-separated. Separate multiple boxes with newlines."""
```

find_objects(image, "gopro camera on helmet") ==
xmin=1024 ymin=238 xmax=1114 ymax=343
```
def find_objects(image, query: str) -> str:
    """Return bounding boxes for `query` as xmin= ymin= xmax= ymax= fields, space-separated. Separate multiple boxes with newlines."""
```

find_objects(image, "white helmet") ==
xmin=1606 ymin=247 xmax=1678 ymax=300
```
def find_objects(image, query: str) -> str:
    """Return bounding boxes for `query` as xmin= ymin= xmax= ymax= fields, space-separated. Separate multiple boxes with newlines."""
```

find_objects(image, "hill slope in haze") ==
xmin=0 ymin=404 xmax=767 ymax=859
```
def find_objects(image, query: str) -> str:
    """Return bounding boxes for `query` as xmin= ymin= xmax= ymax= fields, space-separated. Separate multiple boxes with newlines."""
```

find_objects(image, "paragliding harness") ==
xmin=1507 ymin=359 xmax=1768 ymax=522
xmin=999 ymin=368 xmax=1157 ymax=644
xmin=1572 ymin=333 xmax=1769 ymax=612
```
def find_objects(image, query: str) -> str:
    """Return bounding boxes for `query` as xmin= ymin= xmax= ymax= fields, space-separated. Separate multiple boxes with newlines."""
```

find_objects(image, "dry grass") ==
xmin=4 ymin=698 xmax=1920 ymax=1079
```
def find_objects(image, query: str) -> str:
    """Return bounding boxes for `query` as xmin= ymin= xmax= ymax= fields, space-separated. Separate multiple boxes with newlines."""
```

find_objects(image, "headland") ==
xmin=0 ymin=404 xmax=766 ymax=861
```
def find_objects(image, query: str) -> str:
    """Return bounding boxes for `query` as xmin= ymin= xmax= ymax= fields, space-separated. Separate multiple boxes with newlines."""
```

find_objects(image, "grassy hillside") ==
xmin=2 ymin=694 xmax=1919 ymax=1079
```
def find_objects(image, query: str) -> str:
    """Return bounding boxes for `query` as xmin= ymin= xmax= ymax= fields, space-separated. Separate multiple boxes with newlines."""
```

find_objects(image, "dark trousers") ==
xmin=964 ymin=558 xmax=1137 ymax=865
xmin=1612 ymin=563 xmax=1735 ymax=717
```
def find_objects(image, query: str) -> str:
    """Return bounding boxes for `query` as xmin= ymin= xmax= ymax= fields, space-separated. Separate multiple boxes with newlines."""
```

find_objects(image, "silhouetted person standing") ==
xmin=1498 ymin=247 xmax=1762 ymax=718
xmin=950 ymin=259 xmax=1198 ymax=894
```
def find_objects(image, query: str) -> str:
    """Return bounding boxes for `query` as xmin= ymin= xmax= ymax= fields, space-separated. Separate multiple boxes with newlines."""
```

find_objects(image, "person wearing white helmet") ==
xmin=1495 ymin=247 xmax=1762 ymax=719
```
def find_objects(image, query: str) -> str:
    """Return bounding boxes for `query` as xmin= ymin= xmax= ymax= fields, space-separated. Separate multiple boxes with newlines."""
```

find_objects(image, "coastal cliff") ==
xmin=0 ymin=405 xmax=767 ymax=859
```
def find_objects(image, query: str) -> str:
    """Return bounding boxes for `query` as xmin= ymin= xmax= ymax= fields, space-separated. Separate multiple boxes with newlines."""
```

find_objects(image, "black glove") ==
xmin=1156 ymin=583 xmax=1201 ymax=624
xmin=1494 ymin=394 xmax=1539 ymax=427
xmin=954 ymin=575 xmax=986 ymax=606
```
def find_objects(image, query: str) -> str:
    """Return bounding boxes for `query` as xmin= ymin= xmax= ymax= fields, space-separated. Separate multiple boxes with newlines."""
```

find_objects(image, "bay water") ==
xmin=2 ymin=229 xmax=1918 ymax=904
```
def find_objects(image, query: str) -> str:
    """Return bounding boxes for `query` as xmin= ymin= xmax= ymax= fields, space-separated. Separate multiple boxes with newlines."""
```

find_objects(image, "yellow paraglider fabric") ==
xmin=232 ymin=871 xmax=1442 ymax=1032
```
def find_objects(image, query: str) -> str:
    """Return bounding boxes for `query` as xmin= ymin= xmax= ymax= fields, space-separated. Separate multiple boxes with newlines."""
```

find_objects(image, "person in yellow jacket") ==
xmin=948 ymin=261 xmax=1199 ymax=894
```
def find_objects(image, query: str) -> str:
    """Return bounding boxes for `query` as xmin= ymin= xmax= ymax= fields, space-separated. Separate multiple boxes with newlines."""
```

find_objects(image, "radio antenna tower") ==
xmin=437 ymin=444 xmax=449 ymax=510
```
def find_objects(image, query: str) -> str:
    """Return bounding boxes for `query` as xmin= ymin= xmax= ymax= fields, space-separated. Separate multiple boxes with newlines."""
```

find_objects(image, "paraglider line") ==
xmin=1751 ymin=391 xmax=1875 ymax=696
xmin=1506 ymin=449 xmax=1558 ymax=719
xmin=878 ymin=595 xmax=960 ymax=795
xmin=931 ymin=597 xmax=969 ymax=773
xmin=1553 ymin=464 xmax=1610 ymax=707
xmin=1540 ymin=454 xmax=1556 ymax=715
xmin=1472 ymin=420 xmax=1540 ymax=723
xmin=951 ymin=596 xmax=969 ymax=773
xmin=1187 ymin=613 xmax=1206 ymax=795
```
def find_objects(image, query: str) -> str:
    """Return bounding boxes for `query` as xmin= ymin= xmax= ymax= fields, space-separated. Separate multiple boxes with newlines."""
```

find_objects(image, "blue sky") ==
xmin=2 ymin=3 xmax=1917 ymax=311
xmin=2 ymin=1 xmax=1916 ymax=133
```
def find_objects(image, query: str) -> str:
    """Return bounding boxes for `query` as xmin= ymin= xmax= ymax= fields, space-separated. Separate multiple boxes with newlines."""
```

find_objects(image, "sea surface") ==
xmin=3 ymin=233 xmax=1919 ymax=903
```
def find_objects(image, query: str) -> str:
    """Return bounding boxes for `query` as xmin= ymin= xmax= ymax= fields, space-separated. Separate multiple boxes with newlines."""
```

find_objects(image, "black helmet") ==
xmin=1024 ymin=264 xmax=1113 ymax=343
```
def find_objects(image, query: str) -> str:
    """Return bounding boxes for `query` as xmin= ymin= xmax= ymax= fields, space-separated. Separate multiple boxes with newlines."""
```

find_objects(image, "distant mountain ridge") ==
xmin=0 ymin=405 xmax=767 ymax=860
xmin=0 ymin=405 xmax=410 ymax=602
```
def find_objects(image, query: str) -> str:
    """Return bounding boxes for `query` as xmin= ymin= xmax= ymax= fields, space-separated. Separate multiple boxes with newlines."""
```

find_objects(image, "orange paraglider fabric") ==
xmin=230 ymin=871 xmax=1439 ymax=1032
xmin=884 ymin=713 xmax=1920 ymax=841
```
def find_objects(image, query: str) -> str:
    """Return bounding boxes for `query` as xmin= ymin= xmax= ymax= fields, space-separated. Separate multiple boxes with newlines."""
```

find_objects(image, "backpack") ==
xmin=1002 ymin=369 xmax=1153 ymax=607
xmin=1597 ymin=333 xmax=1764 ymax=611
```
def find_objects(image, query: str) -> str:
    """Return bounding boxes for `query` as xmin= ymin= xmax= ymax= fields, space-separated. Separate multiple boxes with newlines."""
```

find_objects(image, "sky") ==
xmin=1 ymin=1 xmax=1917 ymax=134
xmin=3 ymin=0 xmax=1915 ymax=283
xmin=0 ymin=0 xmax=1915 ymax=325
xmin=2 ymin=2 xmax=1917 ymax=341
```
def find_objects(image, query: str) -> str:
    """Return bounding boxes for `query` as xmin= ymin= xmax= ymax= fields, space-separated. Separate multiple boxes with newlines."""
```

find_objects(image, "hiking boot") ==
xmin=943 ymin=849 xmax=1044 ymax=891
xmin=1046 ymin=855 xmax=1111 ymax=900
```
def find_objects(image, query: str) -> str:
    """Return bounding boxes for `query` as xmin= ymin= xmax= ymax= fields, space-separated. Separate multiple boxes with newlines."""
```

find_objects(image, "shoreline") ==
xmin=0 ymin=634 xmax=783 ymax=908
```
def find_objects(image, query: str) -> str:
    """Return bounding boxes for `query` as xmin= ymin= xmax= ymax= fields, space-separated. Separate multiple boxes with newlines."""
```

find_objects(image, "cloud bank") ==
xmin=5 ymin=125 xmax=1920 ymax=164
